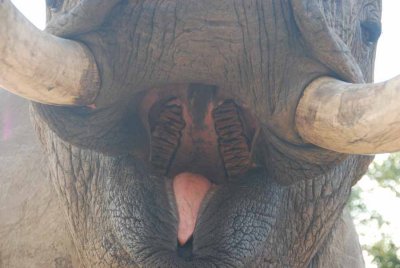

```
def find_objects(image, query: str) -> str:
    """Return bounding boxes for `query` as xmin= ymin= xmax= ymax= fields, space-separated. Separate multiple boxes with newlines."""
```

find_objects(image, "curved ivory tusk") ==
xmin=0 ymin=0 xmax=100 ymax=106
xmin=296 ymin=76 xmax=400 ymax=154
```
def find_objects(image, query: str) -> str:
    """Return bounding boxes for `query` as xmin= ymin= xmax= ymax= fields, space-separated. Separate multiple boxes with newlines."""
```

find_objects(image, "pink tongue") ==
xmin=173 ymin=172 xmax=212 ymax=246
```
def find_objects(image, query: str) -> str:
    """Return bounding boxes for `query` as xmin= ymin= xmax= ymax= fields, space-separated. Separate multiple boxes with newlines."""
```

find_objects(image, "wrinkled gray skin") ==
xmin=0 ymin=0 xmax=382 ymax=267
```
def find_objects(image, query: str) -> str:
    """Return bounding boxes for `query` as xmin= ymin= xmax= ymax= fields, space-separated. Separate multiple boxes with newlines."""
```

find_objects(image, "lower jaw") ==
xmin=105 ymin=156 xmax=276 ymax=267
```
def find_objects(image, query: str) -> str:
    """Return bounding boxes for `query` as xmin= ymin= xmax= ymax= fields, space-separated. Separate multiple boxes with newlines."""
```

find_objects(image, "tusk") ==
xmin=0 ymin=0 xmax=100 ymax=106
xmin=296 ymin=76 xmax=400 ymax=154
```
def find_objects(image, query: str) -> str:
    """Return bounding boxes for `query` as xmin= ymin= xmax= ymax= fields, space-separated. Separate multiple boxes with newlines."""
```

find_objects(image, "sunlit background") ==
xmin=8 ymin=1 xmax=400 ymax=267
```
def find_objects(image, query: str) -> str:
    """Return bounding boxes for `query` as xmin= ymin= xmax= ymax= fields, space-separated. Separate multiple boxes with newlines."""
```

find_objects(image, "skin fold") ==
xmin=0 ymin=0 xmax=383 ymax=267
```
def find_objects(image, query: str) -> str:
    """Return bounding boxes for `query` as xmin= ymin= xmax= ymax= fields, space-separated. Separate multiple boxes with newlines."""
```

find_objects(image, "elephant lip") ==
xmin=167 ymin=164 xmax=275 ymax=252
xmin=172 ymin=172 xmax=215 ymax=247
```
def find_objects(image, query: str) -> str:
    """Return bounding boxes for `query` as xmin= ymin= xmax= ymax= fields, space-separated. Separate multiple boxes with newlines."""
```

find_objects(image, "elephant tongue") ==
xmin=173 ymin=172 xmax=212 ymax=246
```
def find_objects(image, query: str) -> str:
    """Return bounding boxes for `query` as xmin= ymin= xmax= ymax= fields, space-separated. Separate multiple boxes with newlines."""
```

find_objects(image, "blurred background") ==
xmin=9 ymin=1 xmax=400 ymax=267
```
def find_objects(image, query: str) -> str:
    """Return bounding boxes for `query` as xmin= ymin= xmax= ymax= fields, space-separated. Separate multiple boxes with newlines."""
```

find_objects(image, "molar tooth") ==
xmin=159 ymin=106 xmax=185 ymax=125
xmin=213 ymin=100 xmax=252 ymax=178
xmin=152 ymin=132 xmax=179 ymax=146
xmin=150 ymin=102 xmax=185 ymax=176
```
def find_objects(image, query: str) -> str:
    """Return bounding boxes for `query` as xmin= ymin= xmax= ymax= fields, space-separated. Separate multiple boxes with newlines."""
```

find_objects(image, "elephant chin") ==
xmin=106 ymin=155 xmax=279 ymax=267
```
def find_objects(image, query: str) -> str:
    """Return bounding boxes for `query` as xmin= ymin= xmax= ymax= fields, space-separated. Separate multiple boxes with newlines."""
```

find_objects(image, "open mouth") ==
xmin=129 ymin=83 xmax=263 ymax=260
xmin=145 ymin=83 xmax=259 ymax=247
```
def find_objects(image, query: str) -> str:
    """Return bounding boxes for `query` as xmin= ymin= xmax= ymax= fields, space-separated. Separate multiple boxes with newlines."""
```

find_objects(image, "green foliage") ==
xmin=369 ymin=238 xmax=400 ymax=268
xmin=348 ymin=185 xmax=367 ymax=213
xmin=349 ymin=153 xmax=400 ymax=267
xmin=368 ymin=153 xmax=400 ymax=197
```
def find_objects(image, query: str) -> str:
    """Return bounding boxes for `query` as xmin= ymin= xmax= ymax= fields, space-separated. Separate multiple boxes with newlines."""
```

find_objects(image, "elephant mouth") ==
xmin=143 ymin=83 xmax=259 ymax=246
xmin=106 ymin=83 xmax=276 ymax=266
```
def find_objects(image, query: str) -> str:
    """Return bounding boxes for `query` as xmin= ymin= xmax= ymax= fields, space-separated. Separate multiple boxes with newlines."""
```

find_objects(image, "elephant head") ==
xmin=0 ymin=0 xmax=393 ymax=267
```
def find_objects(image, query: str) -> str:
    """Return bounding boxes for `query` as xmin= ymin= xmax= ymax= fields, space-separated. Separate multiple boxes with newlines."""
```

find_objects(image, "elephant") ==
xmin=0 ymin=0 xmax=395 ymax=267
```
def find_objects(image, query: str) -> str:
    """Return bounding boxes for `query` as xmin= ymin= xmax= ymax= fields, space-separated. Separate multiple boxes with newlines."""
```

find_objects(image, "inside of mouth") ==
xmin=143 ymin=83 xmax=258 ymax=253
xmin=147 ymin=83 xmax=257 ymax=184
